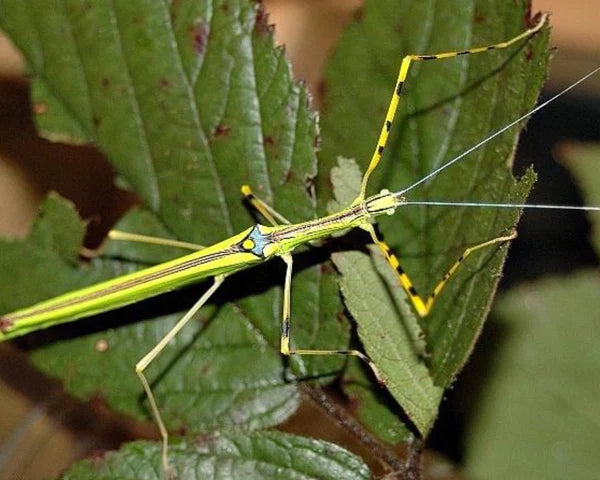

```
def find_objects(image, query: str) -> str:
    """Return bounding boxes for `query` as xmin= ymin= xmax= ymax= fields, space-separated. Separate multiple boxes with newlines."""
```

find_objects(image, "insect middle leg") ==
xmin=278 ymin=254 xmax=384 ymax=382
xmin=241 ymin=184 xmax=291 ymax=226
xmin=135 ymin=275 xmax=226 ymax=478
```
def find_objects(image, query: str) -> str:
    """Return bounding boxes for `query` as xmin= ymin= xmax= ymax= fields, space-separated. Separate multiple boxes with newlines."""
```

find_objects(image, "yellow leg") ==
xmin=107 ymin=230 xmax=205 ymax=250
xmin=357 ymin=13 xmax=548 ymax=200
xmin=80 ymin=230 xmax=205 ymax=258
xmin=279 ymin=254 xmax=384 ymax=383
xmin=241 ymin=185 xmax=291 ymax=226
xmin=135 ymin=275 xmax=225 ymax=478
xmin=365 ymin=224 xmax=517 ymax=317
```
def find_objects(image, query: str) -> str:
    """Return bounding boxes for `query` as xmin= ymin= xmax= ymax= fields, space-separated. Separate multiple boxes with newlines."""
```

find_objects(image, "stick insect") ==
xmin=1 ymin=12 xmax=599 ymax=478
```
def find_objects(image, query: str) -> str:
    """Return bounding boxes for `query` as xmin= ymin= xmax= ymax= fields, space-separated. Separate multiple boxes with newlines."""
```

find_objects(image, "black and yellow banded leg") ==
xmin=279 ymin=254 xmax=384 ymax=382
xmin=80 ymin=230 xmax=205 ymax=258
xmin=357 ymin=13 xmax=548 ymax=200
xmin=135 ymin=275 xmax=226 ymax=478
xmin=241 ymin=185 xmax=291 ymax=227
xmin=365 ymin=224 xmax=517 ymax=317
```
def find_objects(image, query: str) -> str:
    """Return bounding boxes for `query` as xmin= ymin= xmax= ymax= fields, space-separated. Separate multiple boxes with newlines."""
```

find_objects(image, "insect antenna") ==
xmin=402 ymin=201 xmax=600 ymax=212
xmin=394 ymin=66 xmax=600 ymax=201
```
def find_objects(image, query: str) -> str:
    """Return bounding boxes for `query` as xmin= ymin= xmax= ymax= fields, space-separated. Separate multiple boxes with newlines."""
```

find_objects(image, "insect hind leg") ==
xmin=365 ymin=223 xmax=517 ymax=317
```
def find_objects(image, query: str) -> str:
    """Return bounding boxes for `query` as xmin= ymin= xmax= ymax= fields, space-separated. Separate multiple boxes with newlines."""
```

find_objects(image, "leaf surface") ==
xmin=61 ymin=431 xmax=371 ymax=480
xmin=464 ymin=271 xmax=600 ymax=480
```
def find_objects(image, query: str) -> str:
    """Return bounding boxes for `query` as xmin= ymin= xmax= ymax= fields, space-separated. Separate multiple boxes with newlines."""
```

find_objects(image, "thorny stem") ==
xmin=302 ymin=385 xmax=414 ymax=476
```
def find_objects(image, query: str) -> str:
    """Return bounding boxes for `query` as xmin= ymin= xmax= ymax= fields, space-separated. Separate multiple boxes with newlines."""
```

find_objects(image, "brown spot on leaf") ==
xmin=101 ymin=77 xmax=110 ymax=87
xmin=195 ymin=434 xmax=216 ymax=448
xmin=32 ymin=102 xmax=47 ymax=115
xmin=0 ymin=317 xmax=13 ymax=332
xmin=190 ymin=20 xmax=210 ymax=55
xmin=254 ymin=4 xmax=270 ymax=36
xmin=525 ymin=45 xmax=534 ymax=61
xmin=263 ymin=135 xmax=275 ymax=146
xmin=199 ymin=362 xmax=212 ymax=376
xmin=159 ymin=77 xmax=170 ymax=89
xmin=474 ymin=11 xmax=485 ymax=24
xmin=214 ymin=124 xmax=230 ymax=137
xmin=95 ymin=339 xmax=109 ymax=353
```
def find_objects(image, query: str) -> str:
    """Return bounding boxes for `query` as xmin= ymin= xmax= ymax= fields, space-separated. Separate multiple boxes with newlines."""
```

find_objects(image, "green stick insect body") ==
xmin=0 ymin=192 xmax=393 ymax=340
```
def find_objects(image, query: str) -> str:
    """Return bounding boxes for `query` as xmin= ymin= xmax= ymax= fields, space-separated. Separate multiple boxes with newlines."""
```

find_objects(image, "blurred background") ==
xmin=0 ymin=1 xmax=598 ymax=478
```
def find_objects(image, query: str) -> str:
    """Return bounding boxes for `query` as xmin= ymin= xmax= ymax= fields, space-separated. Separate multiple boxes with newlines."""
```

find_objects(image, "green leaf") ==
xmin=60 ymin=431 xmax=371 ymax=480
xmin=0 ymin=194 xmax=87 ymax=314
xmin=334 ymin=247 xmax=442 ymax=434
xmin=319 ymin=0 xmax=549 ymax=433
xmin=0 ymin=0 xmax=348 ymax=432
xmin=464 ymin=271 xmax=600 ymax=480
xmin=558 ymin=142 xmax=600 ymax=255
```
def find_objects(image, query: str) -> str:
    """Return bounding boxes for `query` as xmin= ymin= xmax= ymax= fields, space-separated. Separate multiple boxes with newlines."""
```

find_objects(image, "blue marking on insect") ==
xmin=243 ymin=225 xmax=271 ymax=257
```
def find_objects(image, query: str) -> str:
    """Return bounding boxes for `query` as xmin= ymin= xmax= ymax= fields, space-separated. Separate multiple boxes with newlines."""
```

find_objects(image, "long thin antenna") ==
xmin=403 ymin=201 xmax=600 ymax=211
xmin=394 ymin=66 xmax=600 ymax=199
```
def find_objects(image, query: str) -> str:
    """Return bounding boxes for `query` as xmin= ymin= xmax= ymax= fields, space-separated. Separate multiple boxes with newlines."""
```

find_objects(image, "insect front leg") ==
xmin=241 ymin=184 xmax=291 ymax=226
xmin=365 ymin=223 xmax=516 ymax=317
xmin=80 ymin=230 xmax=205 ymax=258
